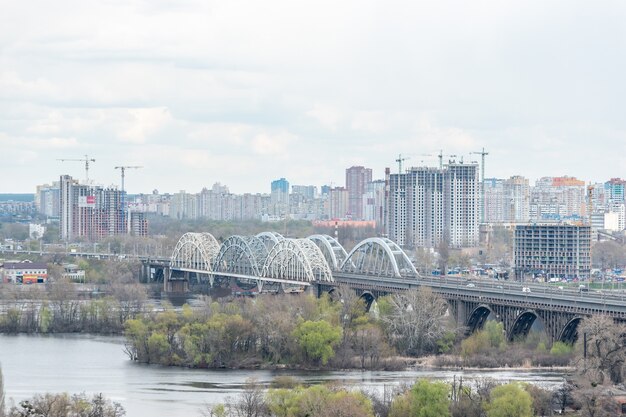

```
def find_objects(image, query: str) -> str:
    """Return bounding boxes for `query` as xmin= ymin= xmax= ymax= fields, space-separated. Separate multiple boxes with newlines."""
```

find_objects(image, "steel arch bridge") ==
xmin=262 ymin=238 xmax=333 ymax=283
xmin=168 ymin=233 xmax=335 ymax=289
xmin=307 ymin=234 xmax=349 ymax=269
xmin=256 ymin=231 xmax=284 ymax=250
xmin=213 ymin=235 xmax=269 ymax=276
xmin=170 ymin=232 xmax=220 ymax=272
xmin=157 ymin=230 xmax=626 ymax=344
xmin=340 ymin=237 xmax=418 ymax=278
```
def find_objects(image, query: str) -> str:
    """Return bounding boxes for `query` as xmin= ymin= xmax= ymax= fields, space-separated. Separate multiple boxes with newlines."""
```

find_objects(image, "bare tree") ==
xmin=437 ymin=238 xmax=450 ymax=275
xmin=553 ymin=382 xmax=575 ymax=414
xmin=575 ymin=386 xmax=618 ymax=417
xmin=578 ymin=315 xmax=626 ymax=385
xmin=224 ymin=378 xmax=268 ymax=417
xmin=381 ymin=287 xmax=452 ymax=356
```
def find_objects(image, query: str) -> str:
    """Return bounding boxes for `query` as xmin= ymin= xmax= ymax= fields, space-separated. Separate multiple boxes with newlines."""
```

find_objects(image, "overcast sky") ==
xmin=1 ymin=0 xmax=625 ymax=194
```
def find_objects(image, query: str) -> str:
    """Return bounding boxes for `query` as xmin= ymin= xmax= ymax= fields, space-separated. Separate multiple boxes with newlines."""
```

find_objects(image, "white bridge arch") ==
xmin=213 ymin=235 xmax=269 ymax=276
xmin=170 ymin=232 xmax=220 ymax=272
xmin=307 ymin=234 xmax=349 ymax=269
xmin=340 ymin=237 xmax=417 ymax=278
xmin=262 ymin=238 xmax=333 ymax=283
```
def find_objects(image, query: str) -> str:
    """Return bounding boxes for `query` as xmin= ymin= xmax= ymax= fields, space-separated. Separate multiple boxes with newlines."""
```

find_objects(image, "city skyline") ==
xmin=2 ymin=1 xmax=626 ymax=194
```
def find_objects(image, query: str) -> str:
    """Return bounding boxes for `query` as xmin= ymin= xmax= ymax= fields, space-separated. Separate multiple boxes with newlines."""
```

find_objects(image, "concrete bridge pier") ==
xmin=140 ymin=263 xmax=150 ymax=283
xmin=164 ymin=266 xmax=192 ymax=293
xmin=451 ymin=300 xmax=469 ymax=330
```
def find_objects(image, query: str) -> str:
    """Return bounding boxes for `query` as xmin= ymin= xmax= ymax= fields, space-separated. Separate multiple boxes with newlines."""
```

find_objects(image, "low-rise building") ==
xmin=1 ymin=261 xmax=48 ymax=284
xmin=61 ymin=263 xmax=86 ymax=282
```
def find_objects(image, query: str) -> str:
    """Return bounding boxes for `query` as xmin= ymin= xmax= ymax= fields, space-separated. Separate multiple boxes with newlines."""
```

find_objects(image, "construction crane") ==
xmin=114 ymin=166 xmax=143 ymax=195
xmin=471 ymin=148 xmax=489 ymax=223
xmin=438 ymin=150 xmax=457 ymax=169
xmin=115 ymin=166 xmax=143 ymax=232
xmin=416 ymin=153 xmax=433 ymax=165
xmin=395 ymin=154 xmax=410 ymax=175
xmin=57 ymin=155 xmax=96 ymax=183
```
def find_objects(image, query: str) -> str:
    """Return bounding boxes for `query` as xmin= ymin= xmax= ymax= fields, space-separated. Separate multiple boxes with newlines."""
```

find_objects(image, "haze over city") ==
xmin=1 ymin=0 xmax=625 ymax=194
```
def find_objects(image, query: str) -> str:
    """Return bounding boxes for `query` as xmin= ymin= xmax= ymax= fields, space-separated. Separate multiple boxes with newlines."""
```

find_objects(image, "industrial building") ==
xmin=514 ymin=223 xmax=591 ymax=281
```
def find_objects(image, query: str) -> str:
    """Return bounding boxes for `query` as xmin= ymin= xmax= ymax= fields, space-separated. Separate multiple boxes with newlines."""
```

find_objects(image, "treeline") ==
xmin=125 ymin=292 xmax=397 ymax=369
xmin=0 ymin=280 xmax=147 ymax=334
xmin=3 ymin=393 xmax=124 ymax=417
xmin=124 ymin=287 xmax=579 ymax=370
xmin=434 ymin=320 xmax=575 ymax=368
xmin=124 ymin=287 xmax=467 ymax=369
xmin=205 ymin=375 xmax=610 ymax=417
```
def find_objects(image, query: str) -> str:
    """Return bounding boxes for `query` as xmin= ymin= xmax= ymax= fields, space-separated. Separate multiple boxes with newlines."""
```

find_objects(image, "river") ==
xmin=0 ymin=334 xmax=568 ymax=417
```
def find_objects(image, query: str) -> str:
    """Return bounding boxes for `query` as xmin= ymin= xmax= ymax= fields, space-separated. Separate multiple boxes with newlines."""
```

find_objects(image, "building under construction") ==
xmin=514 ymin=223 xmax=591 ymax=281
xmin=386 ymin=162 xmax=480 ymax=248
xmin=59 ymin=175 xmax=147 ymax=241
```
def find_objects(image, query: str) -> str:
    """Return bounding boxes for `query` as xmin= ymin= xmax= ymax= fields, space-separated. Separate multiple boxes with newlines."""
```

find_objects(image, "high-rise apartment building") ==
xmin=35 ymin=182 xmax=60 ymax=218
xmin=271 ymin=178 xmax=289 ymax=215
xmin=329 ymin=187 xmax=349 ymax=219
xmin=484 ymin=176 xmax=530 ymax=223
xmin=605 ymin=178 xmax=626 ymax=204
xmin=363 ymin=180 xmax=386 ymax=228
xmin=514 ymin=223 xmax=591 ymax=281
xmin=446 ymin=163 xmax=480 ymax=247
xmin=387 ymin=162 xmax=479 ymax=248
xmin=171 ymin=191 xmax=198 ymax=220
xmin=530 ymin=176 xmax=586 ymax=221
xmin=59 ymin=175 xmax=145 ymax=241
xmin=291 ymin=185 xmax=317 ymax=201
xmin=506 ymin=176 xmax=530 ymax=223
xmin=345 ymin=166 xmax=372 ymax=220
xmin=484 ymin=178 xmax=505 ymax=223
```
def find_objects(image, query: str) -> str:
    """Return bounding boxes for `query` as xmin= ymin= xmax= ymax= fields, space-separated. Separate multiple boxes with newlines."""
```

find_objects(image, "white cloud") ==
xmin=0 ymin=0 xmax=624 ymax=192
xmin=306 ymin=105 xmax=343 ymax=131
xmin=119 ymin=107 xmax=173 ymax=144
xmin=251 ymin=132 xmax=297 ymax=157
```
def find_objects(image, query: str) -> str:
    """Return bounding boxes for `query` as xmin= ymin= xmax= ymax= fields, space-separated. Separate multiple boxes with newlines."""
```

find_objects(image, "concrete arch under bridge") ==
xmin=325 ymin=286 xmax=379 ymax=312
xmin=454 ymin=299 xmax=586 ymax=344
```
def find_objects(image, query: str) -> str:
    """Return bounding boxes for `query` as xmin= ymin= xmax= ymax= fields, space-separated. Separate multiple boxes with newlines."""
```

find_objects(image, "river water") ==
xmin=0 ymin=334 xmax=568 ymax=417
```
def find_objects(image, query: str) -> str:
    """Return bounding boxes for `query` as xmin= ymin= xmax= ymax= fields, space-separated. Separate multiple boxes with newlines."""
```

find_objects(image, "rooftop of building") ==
xmin=3 ymin=262 xmax=48 ymax=270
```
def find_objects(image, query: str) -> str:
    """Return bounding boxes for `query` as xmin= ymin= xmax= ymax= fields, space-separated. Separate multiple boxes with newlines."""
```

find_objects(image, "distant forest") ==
xmin=0 ymin=194 xmax=34 ymax=202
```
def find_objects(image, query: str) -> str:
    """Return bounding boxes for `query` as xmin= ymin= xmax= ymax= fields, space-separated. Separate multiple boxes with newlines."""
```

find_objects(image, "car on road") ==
xmin=466 ymin=283 xmax=476 ymax=287
xmin=522 ymin=287 xmax=531 ymax=293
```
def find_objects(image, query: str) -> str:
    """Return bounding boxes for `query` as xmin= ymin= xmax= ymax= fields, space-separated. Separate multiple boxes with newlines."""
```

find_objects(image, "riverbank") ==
xmin=414 ymin=354 xmax=575 ymax=372
xmin=0 ymin=334 xmax=569 ymax=417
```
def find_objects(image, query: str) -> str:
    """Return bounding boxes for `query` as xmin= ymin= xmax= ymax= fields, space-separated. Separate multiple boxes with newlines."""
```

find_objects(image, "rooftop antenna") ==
xmin=57 ymin=155 xmax=96 ymax=183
